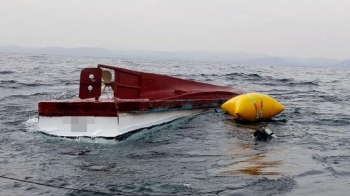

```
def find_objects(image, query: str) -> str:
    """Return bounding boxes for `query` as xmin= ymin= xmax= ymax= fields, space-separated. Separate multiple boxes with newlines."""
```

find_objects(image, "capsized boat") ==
xmin=38 ymin=64 xmax=244 ymax=139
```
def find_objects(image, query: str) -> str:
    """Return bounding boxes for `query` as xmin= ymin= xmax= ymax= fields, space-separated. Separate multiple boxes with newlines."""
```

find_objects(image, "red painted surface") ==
xmin=39 ymin=98 xmax=230 ymax=116
xmin=79 ymin=68 xmax=102 ymax=100
xmin=39 ymin=65 xmax=244 ymax=117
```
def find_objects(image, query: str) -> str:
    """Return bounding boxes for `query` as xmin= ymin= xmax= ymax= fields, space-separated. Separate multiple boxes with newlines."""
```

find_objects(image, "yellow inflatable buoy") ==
xmin=221 ymin=92 xmax=285 ymax=121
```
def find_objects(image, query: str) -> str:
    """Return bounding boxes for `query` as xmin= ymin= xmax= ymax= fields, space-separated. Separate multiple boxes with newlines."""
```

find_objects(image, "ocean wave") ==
xmin=225 ymin=73 xmax=319 ymax=87
xmin=0 ymin=71 xmax=15 ymax=74
xmin=316 ymin=94 xmax=345 ymax=102
xmin=1 ymin=80 xmax=17 ymax=84
xmin=262 ymin=80 xmax=318 ymax=86
xmin=314 ymin=117 xmax=350 ymax=126
xmin=0 ymin=92 xmax=52 ymax=102
xmin=17 ymin=82 xmax=49 ymax=87
xmin=225 ymin=72 xmax=262 ymax=80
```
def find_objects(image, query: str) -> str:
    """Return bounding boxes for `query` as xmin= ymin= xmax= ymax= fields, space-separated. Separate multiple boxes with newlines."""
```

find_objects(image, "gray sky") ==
xmin=1 ymin=0 xmax=349 ymax=59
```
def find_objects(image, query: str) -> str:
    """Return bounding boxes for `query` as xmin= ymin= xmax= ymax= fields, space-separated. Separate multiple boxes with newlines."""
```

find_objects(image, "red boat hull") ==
xmin=39 ymin=98 xmax=232 ymax=117
xmin=37 ymin=65 xmax=244 ymax=138
xmin=39 ymin=64 xmax=244 ymax=117
xmin=79 ymin=64 xmax=243 ymax=101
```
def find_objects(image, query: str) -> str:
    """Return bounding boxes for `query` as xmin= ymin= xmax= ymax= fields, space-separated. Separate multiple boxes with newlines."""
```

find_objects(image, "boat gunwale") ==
xmin=38 ymin=98 xmax=228 ymax=117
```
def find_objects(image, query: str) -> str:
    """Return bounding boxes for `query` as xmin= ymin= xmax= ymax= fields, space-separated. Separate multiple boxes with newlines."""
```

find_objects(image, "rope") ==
xmin=105 ymin=86 xmax=114 ymax=100
xmin=259 ymin=94 xmax=263 ymax=118
xmin=246 ymin=93 xmax=259 ymax=119
xmin=0 ymin=175 xmax=121 ymax=195
xmin=113 ymin=97 xmax=119 ymax=124
xmin=103 ymin=85 xmax=119 ymax=124
xmin=246 ymin=93 xmax=264 ymax=120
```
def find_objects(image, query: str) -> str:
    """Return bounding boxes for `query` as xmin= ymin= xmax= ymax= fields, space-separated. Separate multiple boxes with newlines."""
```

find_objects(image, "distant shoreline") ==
xmin=0 ymin=46 xmax=349 ymax=68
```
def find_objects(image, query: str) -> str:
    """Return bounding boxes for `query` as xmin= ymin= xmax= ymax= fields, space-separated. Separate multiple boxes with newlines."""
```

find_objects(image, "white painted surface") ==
xmin=264 ymin=128 xmax=277 ymax=138
xmin=38 ymin=109 xmax=206 ymax=138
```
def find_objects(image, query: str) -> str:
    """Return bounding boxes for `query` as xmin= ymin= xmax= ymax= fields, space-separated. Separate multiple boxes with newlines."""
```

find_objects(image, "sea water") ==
xmin=0 ymin=53 xmax=349 ymax=195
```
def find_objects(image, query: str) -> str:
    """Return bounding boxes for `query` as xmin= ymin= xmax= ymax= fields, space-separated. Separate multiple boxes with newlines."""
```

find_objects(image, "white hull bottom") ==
xmin=38 ymin=109 xmax=206 ymax=138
